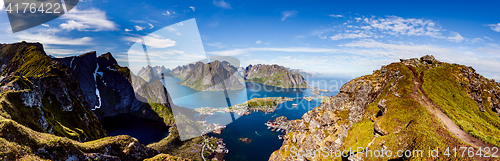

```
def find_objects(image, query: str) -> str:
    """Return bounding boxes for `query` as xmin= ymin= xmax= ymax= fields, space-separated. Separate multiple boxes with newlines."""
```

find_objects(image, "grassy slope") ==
xmin=147 ymin=126 xmax=205 ymax=161
xmin=422 ymin=64 xmax=500 ymax=147
xmin=330 ymin=63 xmax=468 ymax=160
xmin=0 ymin=117 xmax=155 ymax=160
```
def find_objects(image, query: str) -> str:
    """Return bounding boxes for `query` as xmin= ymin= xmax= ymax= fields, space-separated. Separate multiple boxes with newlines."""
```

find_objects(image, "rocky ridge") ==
xmin=171 ymin=62 xmax=309 ymax=91
xmin=244 ymin=64 xmax=308 ymax=88
xmin=171 ymin=60 xmax=245 ymax=91
xmin=269 ymin=55 xmax=500 ymax=160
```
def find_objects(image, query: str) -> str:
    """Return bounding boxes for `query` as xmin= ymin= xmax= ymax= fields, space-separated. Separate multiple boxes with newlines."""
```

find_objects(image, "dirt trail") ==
xmin=406 ymin=65 xmax=498 ymax=154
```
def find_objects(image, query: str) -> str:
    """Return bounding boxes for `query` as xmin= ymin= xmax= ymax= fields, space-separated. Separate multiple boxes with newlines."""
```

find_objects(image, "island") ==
xmin=195 ymin=97 xmax=293 ymax=116
xmin=265 ymin=116 xmax=292 ymax=136
xmin=239 ymin=137 xmax=254 ymax=143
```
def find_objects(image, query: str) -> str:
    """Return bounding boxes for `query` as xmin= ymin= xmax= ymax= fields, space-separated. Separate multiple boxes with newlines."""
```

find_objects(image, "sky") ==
xmin=0 ymin=0 xmax=500 ymax=79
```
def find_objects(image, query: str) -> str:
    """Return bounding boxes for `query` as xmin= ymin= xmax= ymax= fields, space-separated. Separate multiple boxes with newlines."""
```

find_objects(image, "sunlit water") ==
xmin=101 ymin=75 xmax=349 ymax=160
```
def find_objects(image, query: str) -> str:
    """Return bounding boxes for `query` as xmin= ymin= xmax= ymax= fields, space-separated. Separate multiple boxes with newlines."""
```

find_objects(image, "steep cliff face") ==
xmin=171 ymin=60 xmax=245 ymax=91
xmin=270 ymin=55 xmax=500 ymax=160
xmin=0 ymin=42 xmax=183 ymax=160
xmin=55 ymin=52 xmax=170 ymax=123
xmin=0 ymin=42 xmax=106 ymax=141
xmin=244 ymin=64 xmax=308 ymax=88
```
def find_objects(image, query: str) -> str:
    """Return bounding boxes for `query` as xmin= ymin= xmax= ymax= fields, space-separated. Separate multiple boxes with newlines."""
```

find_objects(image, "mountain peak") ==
xmin=98 ymin=52 xmax=118 ymax=65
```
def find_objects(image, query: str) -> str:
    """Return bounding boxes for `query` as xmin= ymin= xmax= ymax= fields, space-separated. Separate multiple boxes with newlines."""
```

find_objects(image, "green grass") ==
xmin=422 ymin=64 xmax=500 ymax=147
xmin=0 ymin=118 xmax=156 ymax=160
xmin=343 ymin=118 xmax=374 ymax=153
xmin=341 ymin=63 xmax=467 ymax=160
xmin=150 ymin=103 xmax=175 ymax=126
xmin=147 ymin=126 xmax=205 ymax=161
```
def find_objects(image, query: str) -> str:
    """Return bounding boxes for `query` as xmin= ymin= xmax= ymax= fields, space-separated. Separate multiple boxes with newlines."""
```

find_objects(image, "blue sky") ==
xmin=1 ymin=0 xmax=500 ymax=79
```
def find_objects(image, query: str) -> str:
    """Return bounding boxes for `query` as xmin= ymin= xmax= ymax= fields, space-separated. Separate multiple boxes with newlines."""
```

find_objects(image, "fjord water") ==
xmin=163 ymin=76 xmax=342 ymax=109
xmin=163 ymin=76 xmax=343 ymax=160
xmin=101 ymin=75 xmax=345 ymax=160
xmin=100 ymin=114 xmax=170 ymax=145
xmin=209 ymin=98 xmax=323 ymax=160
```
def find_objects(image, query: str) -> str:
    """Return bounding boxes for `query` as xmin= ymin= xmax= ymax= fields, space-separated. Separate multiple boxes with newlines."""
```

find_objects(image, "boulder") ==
xmin=377 ymin=99 xmax=387 ymax=116
xmin=420 ymin=55 xmax=437 ymax=64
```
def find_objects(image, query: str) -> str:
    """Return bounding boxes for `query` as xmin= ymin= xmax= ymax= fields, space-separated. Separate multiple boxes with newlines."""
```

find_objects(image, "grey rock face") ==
xmin=378 ymin=99 xmax=387 ymax=116
xmin=55 ymin=52 xmax=167 ymax=121
xmin=420 ymin=55 xmax=437 ymax=64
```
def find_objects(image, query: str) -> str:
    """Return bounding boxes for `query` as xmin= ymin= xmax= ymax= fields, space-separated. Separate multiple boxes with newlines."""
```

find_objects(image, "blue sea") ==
xmin=102 ymin=75 xmax=349 ymax=160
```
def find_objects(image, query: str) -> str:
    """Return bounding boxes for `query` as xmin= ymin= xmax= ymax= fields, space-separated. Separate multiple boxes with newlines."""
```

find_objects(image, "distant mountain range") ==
xmin=244 ymin=64 xmax=309 ymax=88
xmin=170 ymin=61 xmax=309 ymax=91
xmin=136 ymin=65 xmax=172 ymax=84
xmin=170 ymin=60 xmax=245 ymax=91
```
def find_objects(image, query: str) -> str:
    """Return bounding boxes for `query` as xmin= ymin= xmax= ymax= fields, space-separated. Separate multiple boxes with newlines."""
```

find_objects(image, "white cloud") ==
xmin=256 ymin=40 xmax=262 ymax=44
xmin=470 ymin=38 xmax=483 ymax=44
xmin=205 ymin=42 xmax=226 ymax=49
xmin=189 ymin=6 xmax=195 ymax=11
xmin=0 ymin=0 xmax=3 ymax=11
xmin=16 ymin=32 xmax=93 ymax=45
xmin=134 ymin=25 xmax=144 ymax=31
xmin=124 ymin=28 xmax=132 ymax=32
xmin=281 ymin=11 xmax=297 ymax=22
xmin=340 ymin=39 xmax=500 ymax=80
xmin=208 ymin=47 xmax=340 ymax=56
xmin=322 ymin=15 xmax=480 ymax=44
xmin=162 ymin=10 xmax=171 ymax=16
xmin=41 ymin=24 xmax=50 ymax=27
xmin=60 ymin=7 xmax=117 ymax=31
xmin=329 ymin=14 xmax=343 ymax=18
xmin=330 ymin=32 xmax=371 ymax=40
xmin=213 ymin=0 xmax=231 ymax=9
xmin=148 ymin=23 xmax=154 ymax=29
xmin=124 ymin=34 xmax=176 ymax=49
xmin=447 ymin=32 xmax=465 ymax=43
xmin=60 ymin=20 xmax=90 ymax=31
xmin=44 ymin=48 xmax=87 ymax=56
xmin=365 ymin=16 xmax=442 ymax=38
xmin=488 ymin=23 xmax=500 ymax=32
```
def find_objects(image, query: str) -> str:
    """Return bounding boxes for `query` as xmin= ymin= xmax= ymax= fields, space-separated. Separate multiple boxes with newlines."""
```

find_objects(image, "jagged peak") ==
xmin=78 ymin=51 xmax=97 ymax=58
xmin=98 ymin=52 xmax=118 ymax=65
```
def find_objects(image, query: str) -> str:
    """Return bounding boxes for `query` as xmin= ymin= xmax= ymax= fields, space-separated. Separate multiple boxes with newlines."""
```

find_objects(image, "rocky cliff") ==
xmin=0 ymin=42 xmax=194 ymax=160
xmin=0 ymin=42 xmax=106 ymax=141
xmin=55 ymin=52 xmax=170 ymax=122
xmin=171 ymin=60 xmax=245 ymax=91
xmin=244 ymin=64 xmax=308 ymax=88
xmin=269 ymin=55 xmax=500 ymax=160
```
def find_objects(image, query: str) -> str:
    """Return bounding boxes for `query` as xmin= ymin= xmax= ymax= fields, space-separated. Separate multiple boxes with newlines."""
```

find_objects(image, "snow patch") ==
xmin=69 ymin=57 xmax=75 ymax=68
xmin=92 ymin=63 xmax=102 ymax=110
xmin=107 ymin=66 xmax=118 ymax=71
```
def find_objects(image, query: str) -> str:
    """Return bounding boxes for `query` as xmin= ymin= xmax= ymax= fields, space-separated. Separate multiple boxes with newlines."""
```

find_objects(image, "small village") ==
xmin=204 ymin=136 xmax=229 ymax=161
xmin=265 ymin=116 xmax=293 ymax=140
